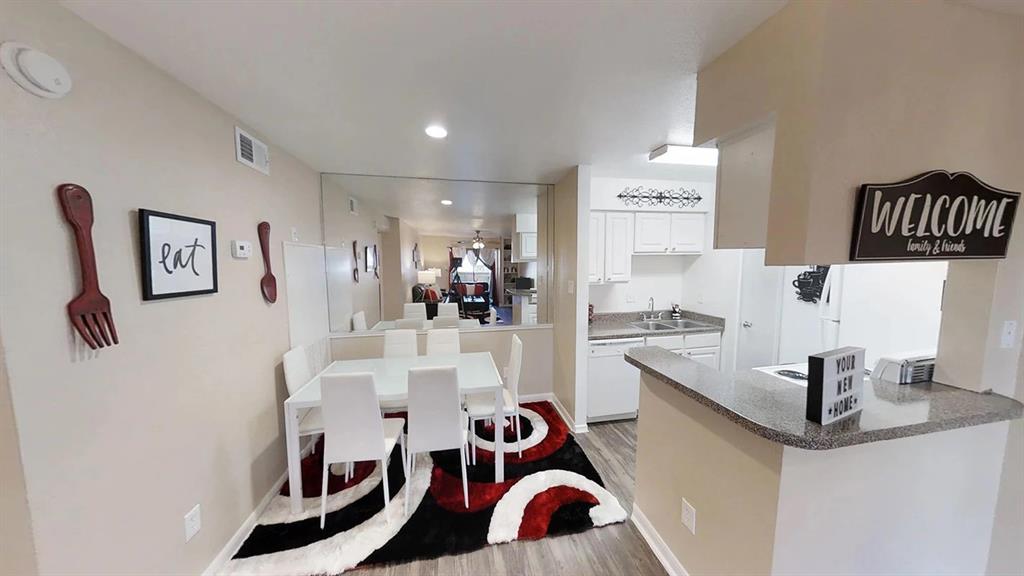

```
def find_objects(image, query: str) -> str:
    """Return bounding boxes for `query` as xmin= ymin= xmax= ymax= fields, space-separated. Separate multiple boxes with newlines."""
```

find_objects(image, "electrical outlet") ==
xmin=184 ymin=504 xmax=201 ymax=543
xmin=680 ymin=497 xmax=696 ymax=535
xmin=290 ymin=227 xmax=299 ymax=242
xmin=567 ymin=280 xmax=575 ymax=295
xmin=626 ymin=293 xmax=636 ymax=304
xmin=1001 ymin=320 xmax=1018 ymax=349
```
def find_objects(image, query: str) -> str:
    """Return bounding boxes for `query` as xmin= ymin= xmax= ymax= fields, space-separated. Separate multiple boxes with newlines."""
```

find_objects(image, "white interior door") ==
xmin=588 ymin=212 xmax=605 ymax=284
xmin=604 ymin=212 xmax=633 ymax=282
xmin=633 ymin=212 xmax=671 ymax=253
xmin=735 ymin=249 xmax=783 ymax=370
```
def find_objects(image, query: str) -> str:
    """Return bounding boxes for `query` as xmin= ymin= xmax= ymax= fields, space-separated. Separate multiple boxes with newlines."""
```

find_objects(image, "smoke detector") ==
xmin=1 ymin=42 xmax=72 ymax=99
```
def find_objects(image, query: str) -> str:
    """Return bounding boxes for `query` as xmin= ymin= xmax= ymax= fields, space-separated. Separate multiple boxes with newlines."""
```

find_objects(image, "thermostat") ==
xmin=231 ymin=240 xmax=252 ymax=259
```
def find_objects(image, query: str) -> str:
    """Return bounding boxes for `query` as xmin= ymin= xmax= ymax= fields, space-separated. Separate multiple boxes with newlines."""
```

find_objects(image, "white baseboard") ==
xmin=518 ymin=392 xmax=555 ymax=403
xmin=203 ymin=438 xmax=317 ymax=576
xmin=631 ymin=503 xmax=689 ymax=576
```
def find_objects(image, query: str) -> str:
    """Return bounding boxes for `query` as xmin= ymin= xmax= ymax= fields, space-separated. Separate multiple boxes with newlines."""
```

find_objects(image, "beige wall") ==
xmin=635 ymin=373 xmax=783 ymax=574
xmin=697 ymin=1 xmax=1022 ymax=266
xmin=329 ymin=327 xmax=554 ymax=396
xmin=322 ymin=177 xmax=383 ymax=332
xmin=0 ymin=339 xmax=38 ymax=575
xmin=0 ymin=3 xmax=322 ymax=574
xmin=552 ymin=168 xmax=581 ymax=419
xmin=379 ymin=218 xmax=421 ymax=321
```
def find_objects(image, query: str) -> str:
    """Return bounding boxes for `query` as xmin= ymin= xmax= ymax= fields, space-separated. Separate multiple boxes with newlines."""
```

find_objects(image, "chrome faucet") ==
xmin=641 ymin=297 xmax=659 ymax=321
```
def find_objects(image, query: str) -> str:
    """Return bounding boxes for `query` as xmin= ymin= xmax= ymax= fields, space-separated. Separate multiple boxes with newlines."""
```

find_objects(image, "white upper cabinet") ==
xmin=669 ymin=213 xmax=705 ymax=253
xmin=519 ymin=232 xmax=537 ymax=260
xmin=633 ymin=212 xmax=705 ymax=254
xmin=604 ymin=212 xmax=633 ymax=282
xmin=633 ymin=213 xmax=672 ymax=253
xmin=588 ymin=212 xmax=605 ymax=284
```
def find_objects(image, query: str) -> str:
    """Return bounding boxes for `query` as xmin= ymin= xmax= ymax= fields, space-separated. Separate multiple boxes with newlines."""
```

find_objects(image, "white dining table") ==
xmin=369 ymin=318 xmax=480 ymax=331
xmin=283 ymin=352 xmax=506 ymax=514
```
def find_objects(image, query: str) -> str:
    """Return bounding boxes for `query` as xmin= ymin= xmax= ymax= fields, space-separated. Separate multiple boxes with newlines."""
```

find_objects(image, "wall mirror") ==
xmin=322 ymin=173 xmax=553 ymax=333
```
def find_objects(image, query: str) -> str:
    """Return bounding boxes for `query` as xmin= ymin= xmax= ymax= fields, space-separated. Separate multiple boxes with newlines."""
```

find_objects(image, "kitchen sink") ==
xmin=629 ymin=319 xmax=715 ymax=332
xmin=629 ymin=321 xmax=679 ymax=331
xmin=654 ymin=319 xmax=712 ymax=330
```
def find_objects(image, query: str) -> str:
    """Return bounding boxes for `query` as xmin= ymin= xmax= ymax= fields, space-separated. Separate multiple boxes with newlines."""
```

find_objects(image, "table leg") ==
xmin=494 ymin=388 xmax=505 ymax=482
xmin=285 ymin=404 xmax=303 ymax=514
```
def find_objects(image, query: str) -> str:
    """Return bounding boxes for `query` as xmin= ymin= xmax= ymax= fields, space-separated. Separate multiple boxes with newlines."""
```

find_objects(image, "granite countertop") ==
xmin=588 ymin=309 xmax=725 ymax=340
xmin=505 ymin=288 xmax=538 ymax=296
xmin=625 ymin=346 xmax=1023 ymax=450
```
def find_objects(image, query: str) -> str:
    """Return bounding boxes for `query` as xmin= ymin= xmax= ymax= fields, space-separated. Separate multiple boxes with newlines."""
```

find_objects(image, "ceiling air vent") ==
xmin=235 ymin=126 xmax=270 ymax=175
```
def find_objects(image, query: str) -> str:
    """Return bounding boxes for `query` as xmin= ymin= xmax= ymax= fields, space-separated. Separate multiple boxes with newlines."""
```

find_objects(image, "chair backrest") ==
xmin=321 ymin=372 xmax=386 ymax=463
xmin=506 ymin=334 xmax=524 ymax=403
xmin=426 ymin=329 xmax=460 ymax=356
xmin=283 ymin=346 xmax=312 ymax=397
xmin=437 ymin=303 xmax=459 ymax=317
xmin=352 ymin=311 xmax=367 ymax=331
xmin=432 ymin=315 xmax=460 ymax=329
xmin=307 ymin=337 xmax=330 ymax=374
xmin=395 ymin=318 xmax=425 ymax=330
xmin=384 ymin=329 xmax=418 ymax=357
xmin=403 ymin=302 xmax=427 ymax=320
xmin=407 ymin=366 xmax=463 ymax=453
xmin=488 ymin=307 xmax=497 ymax=326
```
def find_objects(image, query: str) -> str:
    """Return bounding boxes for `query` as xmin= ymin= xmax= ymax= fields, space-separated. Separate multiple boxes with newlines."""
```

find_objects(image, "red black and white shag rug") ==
xmin=221 ymin=401 xmax=626 ymax=575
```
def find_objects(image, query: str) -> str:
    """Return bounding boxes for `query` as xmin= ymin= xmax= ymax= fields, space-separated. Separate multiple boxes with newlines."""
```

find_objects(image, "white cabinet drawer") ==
xmin=684 ymin=346 xmax=720 ymax=369
xmin=684 ymin=331 xmax=721 ymax=348
xmin=645 ymin=334 xmax=685 ymax=350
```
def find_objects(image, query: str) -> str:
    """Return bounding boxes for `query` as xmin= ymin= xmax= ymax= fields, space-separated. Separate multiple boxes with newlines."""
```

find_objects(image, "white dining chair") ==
xmin=466 ymin=334 xmax=524 ymax=462
xmin=432 ymin=315 xmax=460 ymax=329
xmin=352 ymin=311 xmax=367 ymax=331
xmin=488 ymin=307 xmax=498 ymax=326
xmin=395 ymin=318 xmax=425 ymax=330
xmin=403 ymin=303 xmax=427 ymax=320
xmin=384 ymin=329 xmax=418 ymax=358
xmin=426 ymin=329 xmax=461 ymax=356
xmin=437 ymin=303 xmax=459 ymax=318
xmin=283 ymin=346 xmax=324 ymax=453
xmin=405 ymin=366 xmax=469 ymax=514
xmin=319 ymin=372 xmax=406 ymax=528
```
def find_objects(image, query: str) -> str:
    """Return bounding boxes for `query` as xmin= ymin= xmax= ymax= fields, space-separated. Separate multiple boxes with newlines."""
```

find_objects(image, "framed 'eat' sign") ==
xmin=139 ymin=209 xmax=218 ymax=300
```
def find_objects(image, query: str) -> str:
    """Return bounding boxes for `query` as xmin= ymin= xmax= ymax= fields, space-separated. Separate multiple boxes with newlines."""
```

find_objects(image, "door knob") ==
xmin=742 ymin=321 xmax=753 ymax=328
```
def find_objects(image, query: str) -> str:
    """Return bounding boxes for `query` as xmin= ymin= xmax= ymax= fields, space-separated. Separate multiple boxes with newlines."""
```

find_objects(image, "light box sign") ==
xmin=851 ymin=170 xmax=1019 ymax=261
xmin=807 ymin=347 xmax=865 ymax=425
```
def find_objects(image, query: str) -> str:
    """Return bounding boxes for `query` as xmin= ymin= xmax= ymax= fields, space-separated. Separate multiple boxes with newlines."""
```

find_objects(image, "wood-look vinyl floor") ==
xmin=358 ymin=419 xmax=666 ymax=576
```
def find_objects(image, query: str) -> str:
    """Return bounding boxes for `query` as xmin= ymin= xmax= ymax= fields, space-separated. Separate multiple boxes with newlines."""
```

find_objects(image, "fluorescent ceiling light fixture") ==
xmin=425 ymin=124 xmax=448 ymax=139
xmin=648 ymin=144 xmax=718 ymax=166
xmin=440 ymin=199 xmax=453 ymax=206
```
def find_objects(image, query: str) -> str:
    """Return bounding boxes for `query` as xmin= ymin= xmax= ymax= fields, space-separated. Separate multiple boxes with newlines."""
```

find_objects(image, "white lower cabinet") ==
xmin=646 ymin=332 xmax=722 ymax=369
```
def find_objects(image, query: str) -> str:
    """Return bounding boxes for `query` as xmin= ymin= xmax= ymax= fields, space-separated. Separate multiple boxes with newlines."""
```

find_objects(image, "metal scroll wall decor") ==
xmin=352 ymin=240 xmax=360 ymax=283
xmin=617 ymin=186 xmax=703 ymax=209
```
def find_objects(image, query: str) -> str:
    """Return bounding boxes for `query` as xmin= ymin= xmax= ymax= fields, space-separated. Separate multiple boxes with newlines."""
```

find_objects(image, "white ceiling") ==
xmin=64 ymin=1 xmax=785 ymax=184
xmin=323 ymin=173 xmax=542 ymax=238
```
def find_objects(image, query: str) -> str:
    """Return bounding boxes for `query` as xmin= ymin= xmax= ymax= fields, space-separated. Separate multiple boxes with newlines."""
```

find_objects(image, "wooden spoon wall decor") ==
xmin=257 ymin=221 xmax=277 ymax=303
xmin=57 ymin=183 xmax=119 ymax=349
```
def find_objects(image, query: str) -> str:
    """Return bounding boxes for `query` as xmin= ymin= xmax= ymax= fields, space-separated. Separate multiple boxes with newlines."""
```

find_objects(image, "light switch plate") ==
xmin=184 ymin=504 xmax=201 ymax=543
xmin=1001 ymin=320 xmax=1018 ymax=349
xmin=681 ymin=497 xmax=696 ymax=535
xmin=231 ymin=240 xmax=252 ymax=259
xmin=290 ymin=227 xmax=299 ymax=242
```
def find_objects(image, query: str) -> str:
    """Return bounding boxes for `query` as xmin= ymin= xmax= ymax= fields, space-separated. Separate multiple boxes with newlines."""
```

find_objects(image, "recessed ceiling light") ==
xmin=425 ymin=124 xmax=448 ymax=139
xmin=648 ymin=144 xmax=719 ymax=166
xmin=440 ymin=199 xmax=453 ymax=206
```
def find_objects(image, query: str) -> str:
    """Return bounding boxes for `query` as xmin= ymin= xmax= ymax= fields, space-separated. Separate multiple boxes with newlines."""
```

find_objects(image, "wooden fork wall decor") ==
xmin=57 ymin=183 xmax=119 ymax=349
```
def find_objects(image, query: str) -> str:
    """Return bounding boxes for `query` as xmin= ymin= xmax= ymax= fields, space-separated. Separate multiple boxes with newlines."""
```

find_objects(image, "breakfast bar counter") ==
xmin=627 ymin=346 xmax=1022 ymax=576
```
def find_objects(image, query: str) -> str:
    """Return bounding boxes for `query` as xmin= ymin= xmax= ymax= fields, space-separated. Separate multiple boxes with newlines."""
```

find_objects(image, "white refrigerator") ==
xmin=778 ymin=262 xmax=948 ymax=370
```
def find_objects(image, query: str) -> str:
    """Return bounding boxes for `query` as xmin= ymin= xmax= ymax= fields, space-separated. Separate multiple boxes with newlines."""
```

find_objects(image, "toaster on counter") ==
xmin=872 ymin=351 xmax=936 ymax=384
